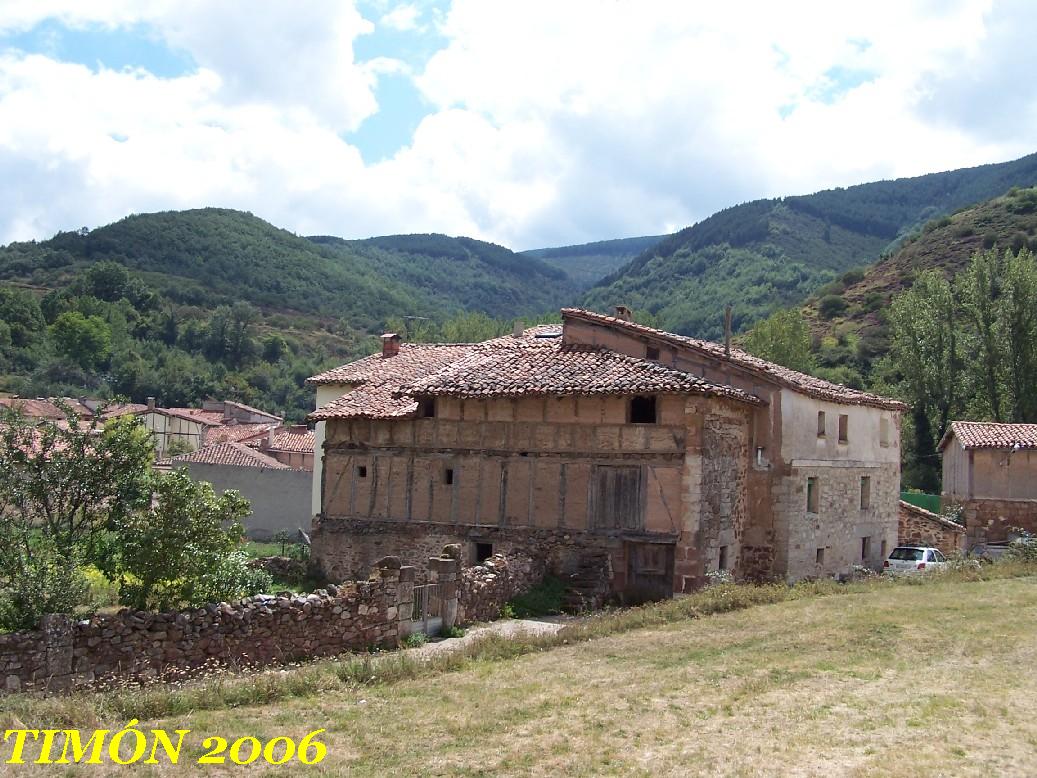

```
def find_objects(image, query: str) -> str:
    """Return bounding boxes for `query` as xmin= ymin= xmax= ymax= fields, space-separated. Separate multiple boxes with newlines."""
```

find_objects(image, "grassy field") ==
xmin=4 ymin=572 xmax=1037 ymax=776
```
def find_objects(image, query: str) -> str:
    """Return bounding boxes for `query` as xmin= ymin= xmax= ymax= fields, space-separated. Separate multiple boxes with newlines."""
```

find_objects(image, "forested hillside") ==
xmin=524 ymin=235 xmax=664 ymax=288
xmin=0 ymin=209 xmax=573 ymax=420
xmin=584 ymin=152 xmax=1037 ymax=340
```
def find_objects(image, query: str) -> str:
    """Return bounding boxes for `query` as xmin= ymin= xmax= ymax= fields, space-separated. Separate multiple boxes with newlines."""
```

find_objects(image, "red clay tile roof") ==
xmin=402 ymin=340 xmax=763 ymax=404
xmin=560 ymin=308 xmax=907 ymax=411
xmin=205 ymin=422 xmax=279 ymax=445
xmin=898 ymin=500 xmax=966 ymax=532
xmin=0 ymin=397 xmax=92 ymax=419
xmin=160 ymin=442 xmax=294 ymax=470
xmin=98 ymin=403 xmax=149 ymax=418
xmin=308 ymin=344 xmax=475 ymax=420
xmin=940 ymin=421 xmax=1037 ymax=451
xmin=267 ymin=426 xmax=315 ymax=453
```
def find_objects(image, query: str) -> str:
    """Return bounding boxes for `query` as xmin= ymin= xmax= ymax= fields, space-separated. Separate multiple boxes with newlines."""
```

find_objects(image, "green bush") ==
xmin=441 ymin=625 xmax=466 ymax=639
xmin=403 ymin=632 xmax=427 ymax=648
xmin=507 ymin=576 xmax=566 ymax=618
xmin=818 ymin=294 xmax=848 ymax=319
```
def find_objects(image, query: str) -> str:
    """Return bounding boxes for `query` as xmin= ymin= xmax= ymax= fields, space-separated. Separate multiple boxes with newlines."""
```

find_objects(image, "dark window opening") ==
xmin=817 ymin=410 xmax=826 ymax=437
xmin=629 ymin=395 xmax=658 ymax=424
xmin=418 ymin=396 xmax=436 ymax=418
xmin=357 ymin=465 xmax=367 ymax=478
xmin=444 ymin=467 xmax=454 ymax=485
xmin=475 ymin=542 xmax=493 ymax=563
xmin=861 ymin=536 xmax=871 ymax=561
xmin=816 ymin=547 xmax=825 ymax=565
xmin=646 ymin=345 xmax=660 ymax=361
xmin=860 ymin=476 xmax=871 ymax=510
xmin=806 ymin=477 xmax=819 ymax=513
xmin=838 ymin=414 xmax=849 ymax=443
xmin=718 ymin=545 xmax=729 ymax=571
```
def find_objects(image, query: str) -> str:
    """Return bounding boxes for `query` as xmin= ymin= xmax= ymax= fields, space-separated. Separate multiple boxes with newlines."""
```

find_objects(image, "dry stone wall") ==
xmin=898 ymin=500 xmax=965 ymax=555
xmin=962 ymin=498 xmax=1037 ymax=547
xmin=0 ymin=551 xmax=544 ymax=695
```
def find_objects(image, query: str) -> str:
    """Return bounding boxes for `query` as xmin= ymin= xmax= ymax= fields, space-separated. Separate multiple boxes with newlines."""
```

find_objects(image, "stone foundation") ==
xmin=312 ymin=515 xmax=614 ymax=583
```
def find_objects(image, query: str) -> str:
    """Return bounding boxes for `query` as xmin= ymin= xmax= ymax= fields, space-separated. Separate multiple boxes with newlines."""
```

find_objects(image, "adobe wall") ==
xmin=962 ymin=498 xmax=1037 ymax=547
xmin=964 ymin=449 xmax=1037 ymax=501
xmin=898 ymin=501 xmax=965 ymax=555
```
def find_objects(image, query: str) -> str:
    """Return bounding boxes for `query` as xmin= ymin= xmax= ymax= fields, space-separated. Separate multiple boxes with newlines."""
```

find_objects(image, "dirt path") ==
xmin=408 ymin=617 xmax=567 ymax=659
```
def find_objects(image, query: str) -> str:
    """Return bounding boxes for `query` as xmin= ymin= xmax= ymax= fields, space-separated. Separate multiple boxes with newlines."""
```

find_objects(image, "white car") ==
xmin=883 ymin=546 xmax=947 ymax=574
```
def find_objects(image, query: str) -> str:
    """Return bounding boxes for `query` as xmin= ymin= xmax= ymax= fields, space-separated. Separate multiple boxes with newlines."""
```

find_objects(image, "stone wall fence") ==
xmin=0 ymin=549 xmax=545 ymax=695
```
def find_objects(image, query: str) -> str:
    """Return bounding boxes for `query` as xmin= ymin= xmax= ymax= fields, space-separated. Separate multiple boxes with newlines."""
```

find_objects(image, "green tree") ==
xmin=741 ymin=309 xmax=814 ymax=374
xmin=110 ymin=468 xmax=264 ymax=610
xmin=49 ymin=311 xmax=112 ymax=370
xmin=0 ymin=406 xmax=154 ymax=627
xmin=889 ymin=271 xmax=961 ymax=490
xmin=83 ymin=260 xmax=130 ymax=302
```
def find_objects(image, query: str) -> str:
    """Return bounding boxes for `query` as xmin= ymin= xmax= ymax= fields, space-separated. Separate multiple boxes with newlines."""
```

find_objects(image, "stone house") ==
xmin=939 ymin=421 xmax=1037 ymax=547
xmin=138 ymin=399 xmax=281 ymax=457
xmin=307 ymin=308 xmax=904 ymax=595
xmin=897 ymin=500 xmax=965 ymax=556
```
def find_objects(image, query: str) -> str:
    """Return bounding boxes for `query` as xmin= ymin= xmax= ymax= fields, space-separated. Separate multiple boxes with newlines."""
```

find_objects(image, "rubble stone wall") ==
xmin=961 ymin=498 xmax=1037 ymax=547
xmin=459 ymin=552 xmax=549 ymax=623
xmin=898 ymin=501 xmax=965 ymax=555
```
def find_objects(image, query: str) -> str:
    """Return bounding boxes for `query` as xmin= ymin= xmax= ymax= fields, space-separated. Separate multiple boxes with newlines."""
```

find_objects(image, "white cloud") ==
xmin=380 ymin=4 xmax=421 ymax=32
xmin=0 ymin=0 xmax=1036 ymax=250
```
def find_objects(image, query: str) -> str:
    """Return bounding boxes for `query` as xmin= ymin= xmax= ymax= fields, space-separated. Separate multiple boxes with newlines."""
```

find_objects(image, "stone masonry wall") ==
xmin=459 ymin=552 xmax=549 ymax=623
xmin=898 ymin=500 xmax=965 ymax=555
xmin=962 ymin=498 xmax=1037 ymax=547
xmin=312 ymin=516 xmax=612 ymax=583
xmin=775 ymin=462 xmax=899 ymax=581
xmin=0 ymin=551 xmax=544 ymax=695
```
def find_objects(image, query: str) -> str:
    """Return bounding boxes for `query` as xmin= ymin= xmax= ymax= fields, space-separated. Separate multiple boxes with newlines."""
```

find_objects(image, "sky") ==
xmin=1 ymin=0 xmax=1036 ymax=250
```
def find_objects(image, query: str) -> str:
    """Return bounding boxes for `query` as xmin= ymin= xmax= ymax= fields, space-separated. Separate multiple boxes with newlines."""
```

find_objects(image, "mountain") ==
xmin=801 ymin=185 xmax=1037 ymax=380
xmin=0 ymin=209 xmax=574 ymax=330
xmin=583 ymin=152 xmax=1037 ymax=341
xmin=524 ymin=235 xmax=665 ymax=288
xmin=0 ymin=209 xmax=576 ymax=420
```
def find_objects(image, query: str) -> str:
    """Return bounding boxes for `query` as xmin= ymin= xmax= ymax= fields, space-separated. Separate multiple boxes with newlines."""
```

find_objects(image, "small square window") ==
xmin=357 ymin=465 xmax=367 ymax=478
xmin=475 ymin=542 xmax=493 ymax=563
xmin=444 ymin=467 xmax=454 ymax=485
xmin=817 ymin=411 xmax=826 ymax=438
xmin=718 ymin=545 xmax=729 ymax=571
xmin=806 ymin=477 xmax=819 ymax=514
xmin=646 ymin=345 xmax=660 ymax=361
xmin=629 ymin=395 xmax=657 ymax=424
xmin=860 ymin=476 xmax=871 ymax=510
xmin=861 ymin=536 xmax=871 ymax=561
xmin=418 ymin=396 xmax=436 ymax=418
xmin=838 ymin=414 xmax=849 ymax=443
xmin=816 ymin=547 xmax=825 ymax=565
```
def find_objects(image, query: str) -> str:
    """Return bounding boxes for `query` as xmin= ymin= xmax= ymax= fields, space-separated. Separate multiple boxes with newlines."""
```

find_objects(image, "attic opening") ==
xmin=629 ymin=395 xmax=658 ymax=424
xmin=417 ymin=396 xmax=436 ymax=418
xmin=475 ymin=542 xmax=493 ymax=563
xmin=645 ymin=345 xmax=660 ymax=361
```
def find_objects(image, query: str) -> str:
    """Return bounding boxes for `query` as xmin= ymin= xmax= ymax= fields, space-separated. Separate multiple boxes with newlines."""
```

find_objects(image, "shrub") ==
xmin=0 ymin=541 xmax=89 ymax=631
xmin=441 ymin=625 xmax=466 ymax=639
xmin=818 ymin=294 xmax=848 ymax=319
xmin=403 ymin=632 xmax=427 ymax=648
xmin=189 ymin=551 xmax=273 ymax=606
xmin=982 ymin=231 xmax=998 ymax=249
xmin=507 ymin=576 xmax=566 ymax=618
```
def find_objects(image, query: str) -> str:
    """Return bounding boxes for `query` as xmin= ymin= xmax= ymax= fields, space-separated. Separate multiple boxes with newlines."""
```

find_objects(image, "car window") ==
xmin=889 ymin=548 xmax=924 ymax=561
xmin=933 ymin=550 xmax=946 ymax=562
xmin=925 ymin=551 xmax=936 ymax=562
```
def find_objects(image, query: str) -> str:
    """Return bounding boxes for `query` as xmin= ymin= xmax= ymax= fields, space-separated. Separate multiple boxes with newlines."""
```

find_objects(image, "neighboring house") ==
xmin=160 ymin=442 xmax=311 ymax=539
xmin=0 ymin=397 xmax=96 ymax=419
xmin=138 ymin=399 xmax=281 ymax=457
xmin=897 ymin=500 xmax=965 ymax=555
xmin=939 ymin=421 xmax=1037 ymax=547
xmin=307 ymin=307 xmax=905 ymax=595
xmin=248 ymin=425 xmax=315 ymax=471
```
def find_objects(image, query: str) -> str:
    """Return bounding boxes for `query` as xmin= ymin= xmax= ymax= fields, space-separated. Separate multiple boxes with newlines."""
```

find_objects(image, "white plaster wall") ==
xmin=312 ymin=383 xmax=351 ymax=517
xmin=780 ymin=391 xmax=900 ymax=465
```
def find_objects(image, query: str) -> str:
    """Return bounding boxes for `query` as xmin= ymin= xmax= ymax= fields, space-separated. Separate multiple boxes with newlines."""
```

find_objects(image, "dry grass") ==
xmin=5 ymin=569 xmax=1037 ymax=776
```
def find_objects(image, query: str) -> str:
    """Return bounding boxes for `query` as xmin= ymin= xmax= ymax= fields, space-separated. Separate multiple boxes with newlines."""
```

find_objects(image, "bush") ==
xmin=189 ymin=551 xmax=273 ymax=606
xmin=441 ymin=625 xmax=466 ymax=639
xmin=818 ymin=294 xmax=848 ymax=319
xmin=507 ymin=576 xmax=566 ymax=618
xmin=0 ymin=542 xmax=89 ymax=631
xmin=403 ymin=632 xmax=427 ymax=648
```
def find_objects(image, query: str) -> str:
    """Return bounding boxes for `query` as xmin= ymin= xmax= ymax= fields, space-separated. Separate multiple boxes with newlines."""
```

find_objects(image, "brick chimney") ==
xmin=147 ymin=396 xmax=156 ymax=410
xmin=381 ymin=333 xmax=402 ymax=358
xmin=614 ymin=305 xmax=633 ymax=322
